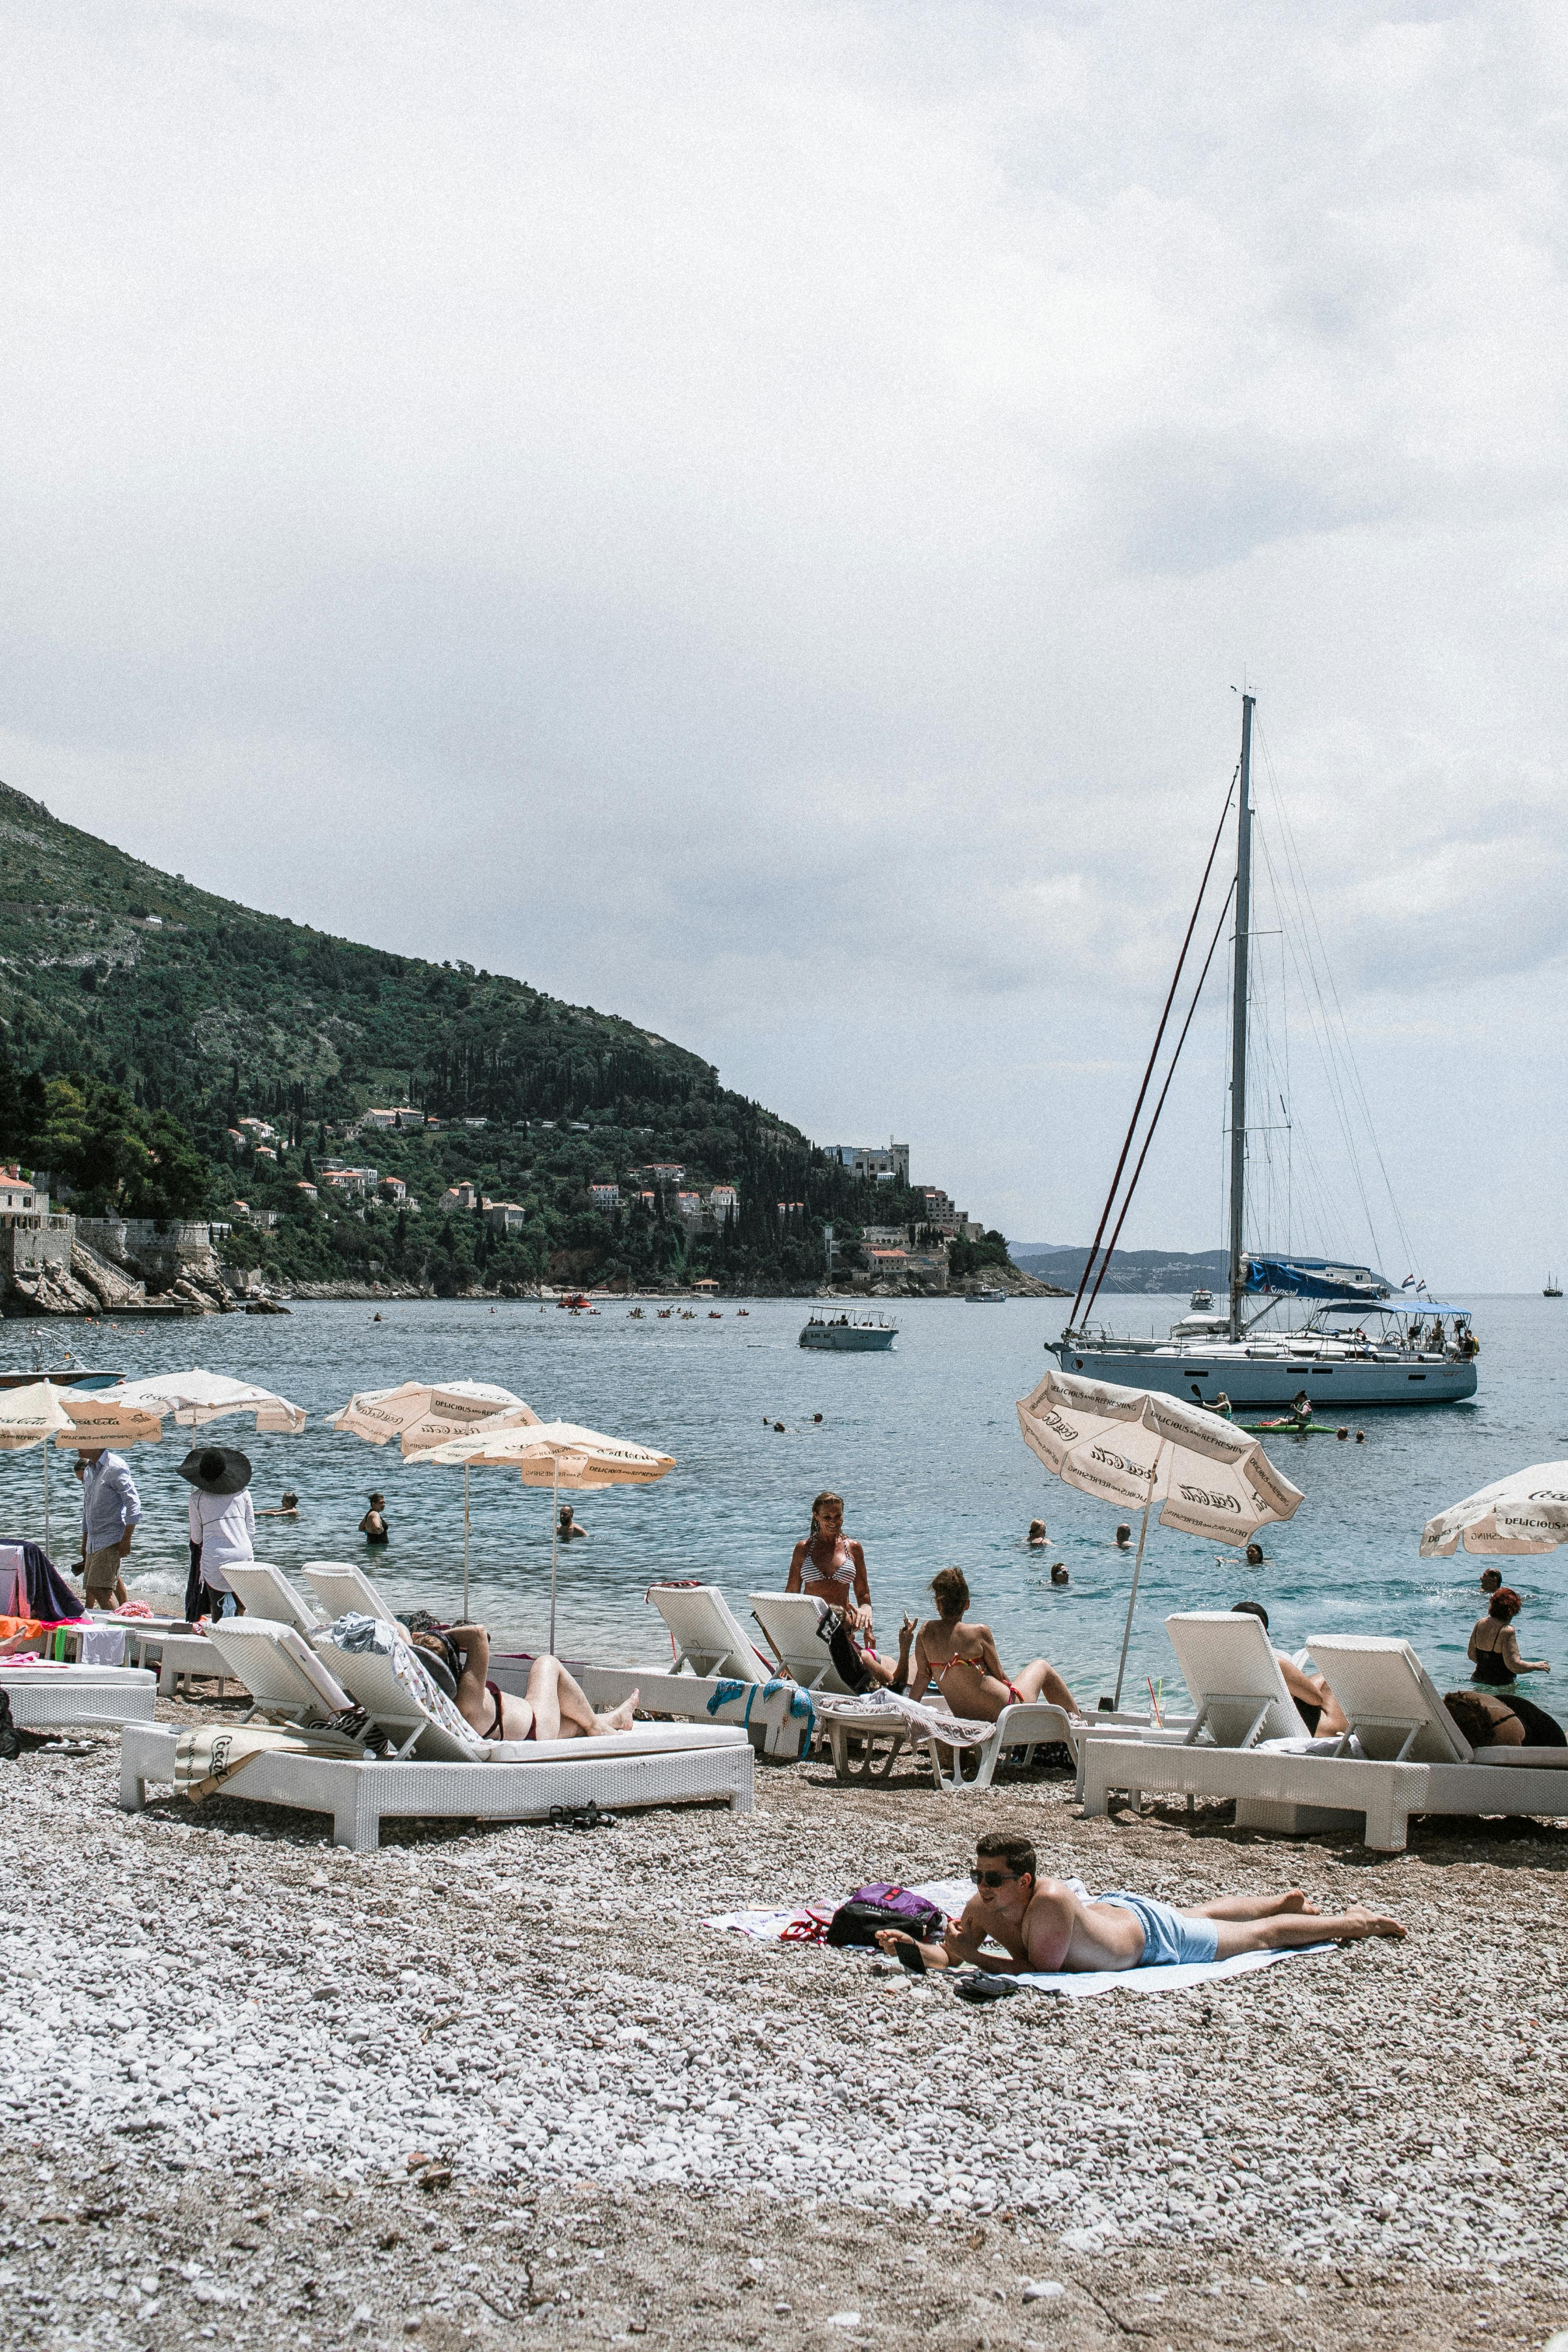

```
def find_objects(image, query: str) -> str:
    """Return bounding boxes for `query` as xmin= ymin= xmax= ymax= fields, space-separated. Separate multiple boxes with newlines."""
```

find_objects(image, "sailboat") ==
xmin=1050 ymin=695 xmax=1479 ymax=1410
xmin=1547 ymin=1275 xmax=1563 ymax=1299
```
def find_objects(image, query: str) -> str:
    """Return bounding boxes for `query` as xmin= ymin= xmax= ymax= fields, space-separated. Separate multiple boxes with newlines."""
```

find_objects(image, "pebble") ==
xmin=3 ymin=1725 xmax=1567 ymax=2282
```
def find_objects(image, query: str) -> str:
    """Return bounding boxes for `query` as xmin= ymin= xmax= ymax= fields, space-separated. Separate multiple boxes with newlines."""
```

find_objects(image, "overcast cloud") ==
xmin=2 ymin=1 xmax=1565 ymax=1286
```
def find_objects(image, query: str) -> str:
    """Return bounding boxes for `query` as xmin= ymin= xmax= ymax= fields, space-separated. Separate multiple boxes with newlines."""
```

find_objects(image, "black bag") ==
xmin=824 ymin=1892 xmax=944 ymax=1948
xmin=0 ymin=1688 xmax=19 ymax=1762
xmin=815 ymin=1606 xmax=877 ymax=1696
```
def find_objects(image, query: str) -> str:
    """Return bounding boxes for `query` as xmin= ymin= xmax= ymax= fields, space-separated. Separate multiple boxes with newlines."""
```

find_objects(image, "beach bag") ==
xmin=824 ymin=1884 xmax=944 ymax=1947
xmin=814 ymin=1607 xmax=877 ymax=1695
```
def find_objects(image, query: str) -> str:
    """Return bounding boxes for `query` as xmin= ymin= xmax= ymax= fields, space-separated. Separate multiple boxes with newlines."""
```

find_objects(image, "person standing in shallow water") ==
xmin=360 ymin=1494 xmax=390 ymax=1545
xmin=787 ymin=1491 xmax=873 ymax=1636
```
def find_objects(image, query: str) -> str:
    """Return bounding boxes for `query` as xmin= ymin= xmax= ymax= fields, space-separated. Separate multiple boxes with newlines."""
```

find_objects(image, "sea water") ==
xmin=7 ymin=1293 xmax=1565 ymax=1716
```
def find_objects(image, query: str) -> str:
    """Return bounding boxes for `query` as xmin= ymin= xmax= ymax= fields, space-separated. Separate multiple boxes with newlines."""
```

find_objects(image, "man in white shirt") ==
xmin=78 ymin=1447 xmax=143 ymax=1608
xmin=180 ymin=1447 xmax=256 ymax=1618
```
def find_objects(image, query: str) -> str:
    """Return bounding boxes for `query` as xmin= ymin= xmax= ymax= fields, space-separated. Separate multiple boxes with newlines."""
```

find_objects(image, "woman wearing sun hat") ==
xmin=179 ymin=1445 xmax=256 ymax=1622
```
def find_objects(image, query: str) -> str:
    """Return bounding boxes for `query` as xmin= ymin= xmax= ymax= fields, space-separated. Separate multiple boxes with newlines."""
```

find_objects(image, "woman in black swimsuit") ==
xmin=1444 ymin=1687 xmax=1566 ymax=1750
xmin=1468 ymin=1588 xmax=1550 ymax=1689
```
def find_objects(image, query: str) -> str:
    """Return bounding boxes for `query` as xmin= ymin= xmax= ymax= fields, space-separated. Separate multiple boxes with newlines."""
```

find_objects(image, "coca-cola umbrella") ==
xmin=406 ymin=1420 xmax=675 ymax=1654
xmin=0 ymin=1379 xmax=74 ymax=1553
xmin=1016 ymin=1363 xmax=1305 ymax=1706
xmin=329 ymin=1380 xmax=541 ymax=1616
xmin=1420 ymin=1462 xmax=1568 ymax=1557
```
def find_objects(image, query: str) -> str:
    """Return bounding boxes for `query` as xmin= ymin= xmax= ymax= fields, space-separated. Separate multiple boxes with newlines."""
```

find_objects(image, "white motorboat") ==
xmin=1050 ymin=694 xmax=1477 ymax=1410
xmin=799 ymin=1312 xmax=898 ymax=1352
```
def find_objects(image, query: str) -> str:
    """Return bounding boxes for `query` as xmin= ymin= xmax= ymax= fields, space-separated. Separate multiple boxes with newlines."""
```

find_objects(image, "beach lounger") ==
xmin=1080 ymin=1624 xmax=1568 ymax=1850
xmin=486 ymin=1653 xmax=814 ymax=1763
xmin=301 ymin=1560 xmax=401 ymax=1627
xmin=0 ymin=1661 xmax=156 ymax=1730
xmin=220 ymin=1561 xmax=323 ymax=1633
xmin=649 ymin=1584 xmax=772 ymax=1681
xmin=202 ymin=1618 xmax=357 ymax=1733
xmin=117 ymin=1626 xmax=754 ymax=1849
xmin=1161 ymin=1610 xmax=1313 ymax=1748
xmin=747 ymin=1591 xmax=857 ymax=1694
xmin=818 ymin=1690 xmax=1080 ymax=1791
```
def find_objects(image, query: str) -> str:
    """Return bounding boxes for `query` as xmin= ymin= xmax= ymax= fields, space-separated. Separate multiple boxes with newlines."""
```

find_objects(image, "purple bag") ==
xmin=824 ymin=1883 xmax=945 ymax=1947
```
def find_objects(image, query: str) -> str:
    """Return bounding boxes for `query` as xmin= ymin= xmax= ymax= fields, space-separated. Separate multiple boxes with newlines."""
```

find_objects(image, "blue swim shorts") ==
xmin=1097 ymin=1890 xmax=1218 ymax=1967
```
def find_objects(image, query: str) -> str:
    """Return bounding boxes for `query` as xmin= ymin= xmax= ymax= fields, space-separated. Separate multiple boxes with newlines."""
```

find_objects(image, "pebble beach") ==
xmin=7 ymin=1703 xmax=1568 ymax=2351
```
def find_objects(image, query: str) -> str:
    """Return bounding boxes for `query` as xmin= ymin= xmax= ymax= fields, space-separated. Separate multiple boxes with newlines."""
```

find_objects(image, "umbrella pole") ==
xmin=43 ymin=1440 xmax=50 ymax=1557
xmin=547 ymin=1456 xmax=560 ymax=1658
xmin=1113 ymin=1456 xmax=1161 ymax=1711
xmin=462 ymin=1463 xmax=470 ymax=1623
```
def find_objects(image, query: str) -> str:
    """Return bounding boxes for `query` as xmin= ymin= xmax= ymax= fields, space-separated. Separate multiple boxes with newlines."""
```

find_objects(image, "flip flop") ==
xmin=952 ymin=1971 xmax=1019 ymax=2004
xmin=570 ymin=1800 xmax=618 ymax=1831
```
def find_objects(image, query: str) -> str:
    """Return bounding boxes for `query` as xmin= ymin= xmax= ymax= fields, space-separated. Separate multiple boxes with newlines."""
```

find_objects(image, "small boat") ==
xmin=966 ymin=1288 xmax=1009 ymax=1303
xmin=707 ymin=1311 xmax=723 ymax=1319
xmin=558 ymin=1291 xmax=591 ymax=1311
xmin=1189 ymin=1286 xmax=1213 ymax=1311
xmin=0 ymin=1364 xmax=125 ymax=1392
xmin=799 ymin=1312 xmax=898 ymax=1352
xmin=1547 ymin=1275 xmax=1563 ymax=1298
xmin=627 ymin=1307 xmax=644 ymax=1318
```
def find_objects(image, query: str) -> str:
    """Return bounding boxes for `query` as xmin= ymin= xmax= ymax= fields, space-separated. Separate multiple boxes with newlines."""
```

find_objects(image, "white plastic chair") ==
xmin=301 ymin=1560 xmax=401 ymax=1627
xmin=647 ymin=1584 xmax=771 ymax=1681
xmin=203 ymin=1618 xmax=356 ymax=1732
xmin=220 ymin=1561 xmax=322 ymax=1635
xmin=1163 ymin=1610 xmax=1312 ymax=1747
xmin=747 ymin=1591 xmax=856 ymax=1694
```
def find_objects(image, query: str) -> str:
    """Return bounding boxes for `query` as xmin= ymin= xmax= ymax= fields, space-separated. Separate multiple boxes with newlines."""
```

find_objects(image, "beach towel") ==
xmin=173 ymin=1723 xmax=367 ymax=1803
xmin=0 ymin=1539 xmax=85 ymax=1624
xmin=812 ymin=1691 xmax=999 ymax=1749
xmin=707 ymin=1876 xmax=1333 ymax=2002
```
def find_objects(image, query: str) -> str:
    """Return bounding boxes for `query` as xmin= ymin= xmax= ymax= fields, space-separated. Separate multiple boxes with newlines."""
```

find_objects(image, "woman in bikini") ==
xmin=907 ymin=1567 xmax=1080 ymax=1721
xmin=785 ymin=1489 xmax=913 ymax=1689
xmin=445 ymin=1622 xmax=639 ymax=1743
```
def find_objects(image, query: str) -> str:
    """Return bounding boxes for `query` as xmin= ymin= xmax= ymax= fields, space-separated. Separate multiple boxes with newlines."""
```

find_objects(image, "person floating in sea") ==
xmin=1469 ymin=1587 xmax=1550 ymax=1690
xmin=907 ymin=1568 xmax=1079 ymax=1719
xmin=1050 ymin=1563 xmax=1070 ymax=1588
xmin=873 ymin=1832 xmax=1404 ymax=1976
xmin=1026 ymin=1519 xmax=1048 ymax=1550
xmin=256 ymin=1491 xmax=300 ymax=1519
xmin=360 ymin=1494 xmax=390 ymax=1546
xmin=558 ymin=1504 xmax=588 ymax=1543
xmin=1113 ymin=1524 xmax=1132 ymax=1550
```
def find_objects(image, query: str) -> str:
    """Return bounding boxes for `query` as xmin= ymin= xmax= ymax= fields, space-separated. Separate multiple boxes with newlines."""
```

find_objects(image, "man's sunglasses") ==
xmin=970 ymin=1867 xmax=1018 ymax=1888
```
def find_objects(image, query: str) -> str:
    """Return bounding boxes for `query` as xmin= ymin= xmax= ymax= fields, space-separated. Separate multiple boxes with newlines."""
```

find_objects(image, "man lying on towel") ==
xmin=874 ymin=1831 xmax=1405 ymax=1974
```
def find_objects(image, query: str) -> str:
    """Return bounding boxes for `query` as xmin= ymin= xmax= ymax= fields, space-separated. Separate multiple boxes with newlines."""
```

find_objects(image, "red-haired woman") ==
xmin=1468 ymin=1586 xmax=1550 ymax=1689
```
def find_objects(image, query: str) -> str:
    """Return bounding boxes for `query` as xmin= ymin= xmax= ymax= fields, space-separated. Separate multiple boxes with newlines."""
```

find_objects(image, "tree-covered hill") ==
xmin=0 ymin=779 xmax=961 ymax=1292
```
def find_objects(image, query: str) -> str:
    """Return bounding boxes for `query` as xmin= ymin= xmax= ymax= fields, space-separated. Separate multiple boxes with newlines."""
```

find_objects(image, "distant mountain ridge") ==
xmin=1009 ymin=1245 xmax=1230 ymax=1296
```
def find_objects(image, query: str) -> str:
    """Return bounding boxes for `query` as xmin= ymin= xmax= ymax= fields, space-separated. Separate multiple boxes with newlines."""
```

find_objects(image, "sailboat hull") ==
xmin=1049 ymin=1340 xmax=1477 ymax=1407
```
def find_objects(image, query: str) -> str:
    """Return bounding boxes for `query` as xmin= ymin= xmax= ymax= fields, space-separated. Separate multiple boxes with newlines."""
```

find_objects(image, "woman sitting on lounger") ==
xmin=907 ymin=1568 xmax=1079 ymax=1720
xmin=444 ymin=1622 xmax=640 ymax=1744
xmin=1443 ymin=1688 xmax=1567 ymax=1750
xmin=1228 ymin=1600 xmax=1348 ymax=1737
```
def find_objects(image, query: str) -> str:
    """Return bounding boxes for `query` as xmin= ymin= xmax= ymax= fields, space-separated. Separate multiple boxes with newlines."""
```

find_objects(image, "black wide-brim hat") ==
xmin=177 ymin=1444 xmax=253 ymax=1496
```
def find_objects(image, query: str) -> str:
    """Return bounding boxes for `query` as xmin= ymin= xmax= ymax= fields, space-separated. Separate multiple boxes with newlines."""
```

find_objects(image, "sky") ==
xmin=2 ymin=1 xmax=1565 ymax=1288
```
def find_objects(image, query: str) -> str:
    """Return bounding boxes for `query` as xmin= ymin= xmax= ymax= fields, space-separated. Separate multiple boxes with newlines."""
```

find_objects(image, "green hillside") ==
xmin=0 ymin=779 xmax=963 ymax=1292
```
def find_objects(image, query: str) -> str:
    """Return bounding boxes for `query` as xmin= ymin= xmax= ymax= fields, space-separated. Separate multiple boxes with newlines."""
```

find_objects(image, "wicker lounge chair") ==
xmin=0 ymin=1660 xmax=156 ymax=1730
xmin=220 ymin=1561 xmax=323 ymax=1633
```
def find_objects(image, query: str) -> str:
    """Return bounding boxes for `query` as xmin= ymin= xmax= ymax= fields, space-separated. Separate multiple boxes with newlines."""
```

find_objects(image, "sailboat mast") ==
xmin=1227 ymin=693 xmax=1255 ymax=1340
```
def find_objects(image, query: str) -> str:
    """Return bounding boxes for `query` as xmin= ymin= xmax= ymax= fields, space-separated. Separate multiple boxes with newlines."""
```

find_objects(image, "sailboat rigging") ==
xmin=1051 ymin=695 xmax=1479 ymax=1409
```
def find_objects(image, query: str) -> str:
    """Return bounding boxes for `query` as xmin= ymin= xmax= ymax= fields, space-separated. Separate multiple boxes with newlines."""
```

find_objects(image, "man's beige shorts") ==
xmin=82 ymin=1545 xmax=124 ymax=1600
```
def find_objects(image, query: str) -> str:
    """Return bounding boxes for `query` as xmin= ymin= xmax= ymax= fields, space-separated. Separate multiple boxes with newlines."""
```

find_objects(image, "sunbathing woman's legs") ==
xmin=1011 ymin=1659 xmax=1080 ymax=1715
xmin=449 ymin=1625 xmax=638 ymax=1742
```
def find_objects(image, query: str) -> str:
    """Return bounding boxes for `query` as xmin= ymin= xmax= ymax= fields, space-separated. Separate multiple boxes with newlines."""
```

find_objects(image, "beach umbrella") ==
xmin=330 ymin=1380 xmax=541 ymax=1605
xmin=1419 ymin=1463 xmax=1568 ymax=1558
xmin=53 ymin=1392 xmax=167 ymax=1448
xmin=407 ymin=1419 xmax=675 ymax=1651
xmin=103 ymin=1369 xmax=308 ymax=1434
xmin=1016 ymin=1363 xmax=1304 ymax=1706
xmin=0 ymin=1380 xmax=74 ymax=1552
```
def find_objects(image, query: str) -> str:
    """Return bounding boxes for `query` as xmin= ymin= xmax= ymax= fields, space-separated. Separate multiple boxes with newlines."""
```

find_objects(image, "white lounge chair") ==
xmin=1080 ymin=1625 xmax=1568 ymax=1851
xmin=220 ymin=1561 xmax=323 ymax=1633
xmin=818 ymin=1690 xmax=1081 ymax=1791
xmin=649 ymin=1584 xmax=772 ymax=1681
xmin=118 ymin=1625 xmax=754 ymax=1850
xmin=747 ymin=1591 xmax=857 ymax=1694
xmin=301 ymin=1560 xmax=401 ymax=1627
xmin=1162 ymin=1610 xmax=1312 ymax=1747
xmin=203 ymin=1618 xmax=357 ymax=1734
xmin=487 ymin=1651 xmax=814 ymax=1763
xmin=0 ymin=1661 xmax=156 ymax=1730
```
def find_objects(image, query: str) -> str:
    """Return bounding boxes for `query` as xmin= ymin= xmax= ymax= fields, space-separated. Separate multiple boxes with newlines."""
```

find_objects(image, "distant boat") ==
xmin=1188 ymin=1286 xmax=1213 ymax=1311
xmin=966 ymin=1289 xmax=1009 ymax=1302
xmin=799 ymin=1312 xmax=897 ymax=1352
xmin=0 ymin=1365 xmax=125 ymax=1392
xmin=1547 ymin=1274 xmax=1563 ymax=1298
